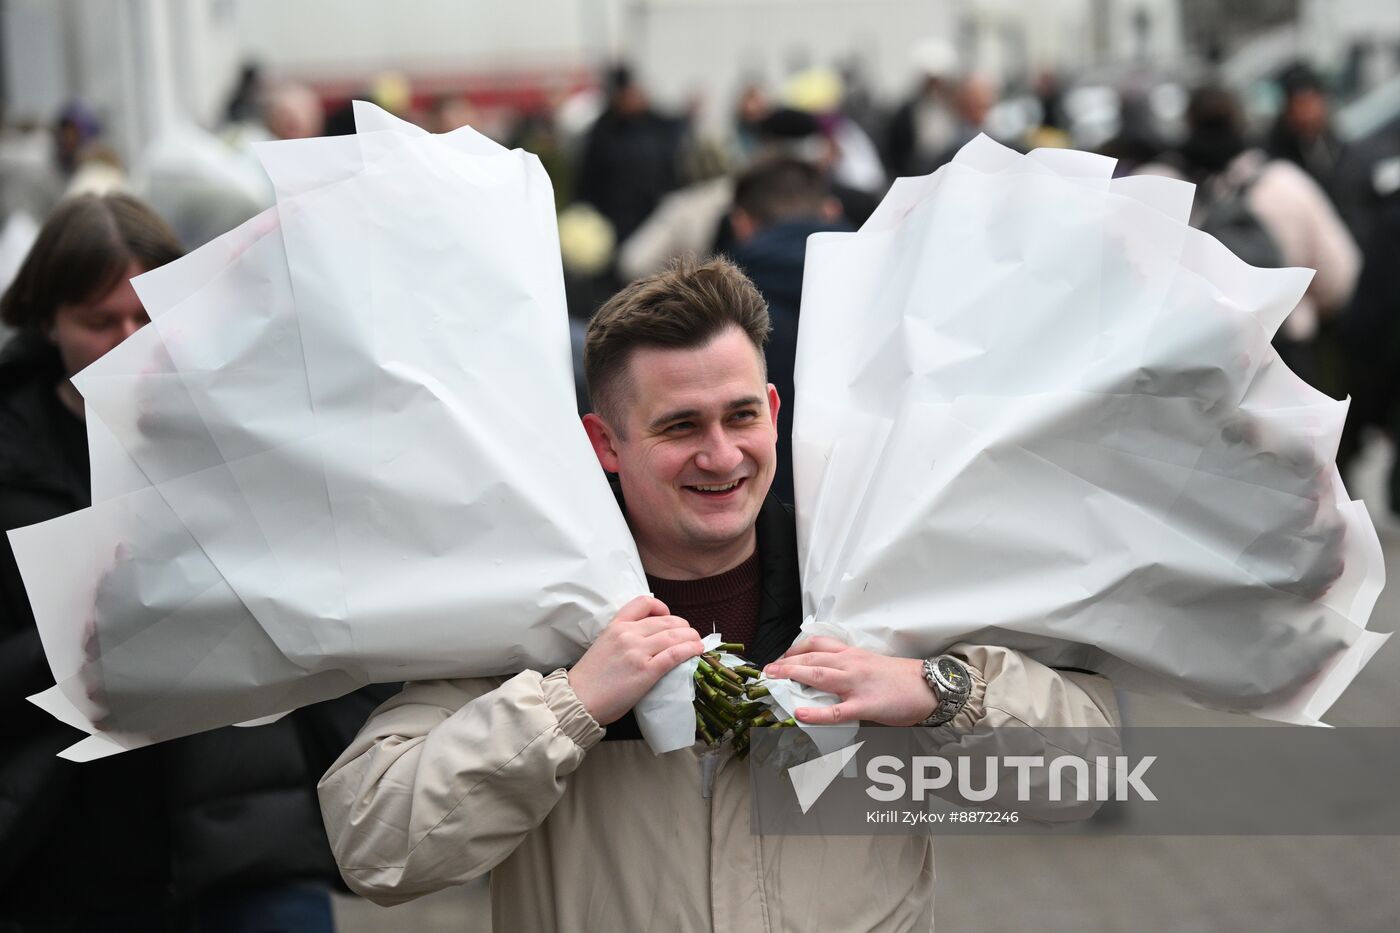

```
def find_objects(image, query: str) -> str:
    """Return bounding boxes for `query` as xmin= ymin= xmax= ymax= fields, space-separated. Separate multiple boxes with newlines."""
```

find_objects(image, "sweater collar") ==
xmin=607 ymin=476 xmax=804 ymax=667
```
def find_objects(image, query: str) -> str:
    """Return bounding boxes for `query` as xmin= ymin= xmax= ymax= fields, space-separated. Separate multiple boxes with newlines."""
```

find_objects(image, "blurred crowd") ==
xmin=3 ymin=40 xmax=1400 ymax=931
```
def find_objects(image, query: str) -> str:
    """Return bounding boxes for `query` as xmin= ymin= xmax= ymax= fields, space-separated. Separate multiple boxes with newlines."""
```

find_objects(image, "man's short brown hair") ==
xmin=584 ymin=255 xmax=771 ymax=429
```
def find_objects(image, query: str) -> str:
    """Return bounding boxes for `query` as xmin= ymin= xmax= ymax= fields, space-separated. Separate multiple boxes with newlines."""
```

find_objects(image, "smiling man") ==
xmin=318 ymin=256 xmax=1119 ymax=931
xmin=584 ymin=325 xmax=777 ymax=581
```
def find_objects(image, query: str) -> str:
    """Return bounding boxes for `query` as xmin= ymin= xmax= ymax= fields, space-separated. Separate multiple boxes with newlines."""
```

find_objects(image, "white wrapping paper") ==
xmin=12 ymin=122 xmax=1387 ymax=764
xmin=792 ymin=136 xmax=1387 ymax=726
xmin=11 ymin=105 xmax=653 ymax=759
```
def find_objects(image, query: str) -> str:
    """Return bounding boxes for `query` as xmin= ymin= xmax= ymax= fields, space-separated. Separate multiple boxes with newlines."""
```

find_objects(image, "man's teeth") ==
xmin=693 ymin=481 xmax=740 ymax=492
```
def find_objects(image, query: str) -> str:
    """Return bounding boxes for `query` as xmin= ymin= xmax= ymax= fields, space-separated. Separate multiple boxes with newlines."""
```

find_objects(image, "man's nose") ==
xmin=695 ymin=426 xmax=744 ymax=475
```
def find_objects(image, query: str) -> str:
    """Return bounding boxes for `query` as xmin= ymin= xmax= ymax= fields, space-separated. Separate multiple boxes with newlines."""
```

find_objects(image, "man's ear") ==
xmin=766 ymin=383 xmax=781 ymax=428
xmin=582 ymin=412 xmax=623 ymax=473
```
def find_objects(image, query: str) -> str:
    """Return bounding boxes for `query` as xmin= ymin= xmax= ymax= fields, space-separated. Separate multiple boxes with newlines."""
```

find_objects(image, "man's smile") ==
xmin=684 ymin=477 xmax=747 ymax=497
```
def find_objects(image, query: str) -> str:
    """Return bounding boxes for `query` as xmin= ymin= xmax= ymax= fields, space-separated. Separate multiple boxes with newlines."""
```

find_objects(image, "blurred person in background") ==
xmin=1141 ymin=86 xmax=1359 ymax=389
xmin=742 ymin=107 xmax=877 ymax=236
xmin=262 ymin=82 xmax=326 ymax=142
xmin=1339 ymin=189 xmax=1400 ymax=507
xmin=223 ymin=63 xmax=265 ymax=127
xmin=731 ymin=82 xmax=773 ymax=163
xmin=615 ymin=79 xmax=770 ymax=283
xmin=425 ymin=94 xmax=480 ymax=136
xmin=1267 ymin=63 xmax=1344 ymax=198
xmin=835 ymin=55 xmax=884 ymax=145
xmin=946 ymin=74 xmax=999 ymax=158
xmin=728 ymin=156 xmax=849 ymax=504
xmin=1099 ymin=89 xmax=1170 ymax=177
xmin=780 ymin=67 xmax=886 ymax=199
xmin=508 ymin=103 xmax=574 ymax=208
xmin=137 ymin=82 xmax=320 ymax=251
xmin=324 ymin=72 xmax=411 ymax=137
xmin=221 ymin=81 xmax=323 ymax=160
xmin=52 ymin=102 xmax=127 ymax=199
xmin=617 ymin=104 xmax=874 ymax=282
xmin=576 ymin=65 xmax=687 ymax=248
xmin=53 ymin=102 xmax=102 ymax=180
xmin=1025 ymin=70 xmax=1072 ymax=151
xmin=885 ymin=37 xmax=961 ymax=177
xmin=0 ymin=193 xmax=389 ymax=933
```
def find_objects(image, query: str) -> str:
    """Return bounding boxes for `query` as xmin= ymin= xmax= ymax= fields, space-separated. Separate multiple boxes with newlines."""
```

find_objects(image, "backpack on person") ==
xmin=1196 ymin=165 xmax=1286 ymax=269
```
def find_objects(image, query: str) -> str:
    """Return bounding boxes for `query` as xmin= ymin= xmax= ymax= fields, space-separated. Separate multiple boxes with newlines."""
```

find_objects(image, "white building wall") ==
xmin=2 ymin=0 xmax=70 ymax=122
xmin=230 ymin=0 xmax=610 ymax=77
xmin=2 ymin=0 xmax=244 ymax=162
xmin=0 ymin=0 xmax=1220 ymax=169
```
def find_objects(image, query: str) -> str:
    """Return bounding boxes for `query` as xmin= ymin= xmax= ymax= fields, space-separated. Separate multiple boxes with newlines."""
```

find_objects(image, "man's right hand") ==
xmin=567 ymin=595 xmax=704 ymax=726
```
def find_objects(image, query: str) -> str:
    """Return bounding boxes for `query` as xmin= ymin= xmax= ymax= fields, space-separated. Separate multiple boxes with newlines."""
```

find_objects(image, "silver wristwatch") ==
xmin=919 ymin=655 xmax=972 ymax=727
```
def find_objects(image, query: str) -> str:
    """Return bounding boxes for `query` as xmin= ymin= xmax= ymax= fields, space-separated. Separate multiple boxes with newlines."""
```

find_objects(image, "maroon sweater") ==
xmin=646 ymin=549 xmax=762 ymax=653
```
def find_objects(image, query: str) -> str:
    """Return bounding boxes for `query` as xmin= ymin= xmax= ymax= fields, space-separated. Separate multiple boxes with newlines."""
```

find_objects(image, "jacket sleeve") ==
xmin=317 ymin=668 xmax=603 ymax=906
xmin=924 ymin=643 xmax=1122 ymax=822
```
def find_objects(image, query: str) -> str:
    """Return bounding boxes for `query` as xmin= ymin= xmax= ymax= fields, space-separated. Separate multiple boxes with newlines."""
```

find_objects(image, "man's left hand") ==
xmin=762 ymin=637 xmax=938 ymax=727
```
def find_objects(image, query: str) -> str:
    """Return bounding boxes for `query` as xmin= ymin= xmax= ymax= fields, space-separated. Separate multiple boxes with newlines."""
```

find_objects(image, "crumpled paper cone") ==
xmin=12 ymin=104 xmax=651 ymax=759
xmin=792 ymin=136 xmax=1386 ymax=727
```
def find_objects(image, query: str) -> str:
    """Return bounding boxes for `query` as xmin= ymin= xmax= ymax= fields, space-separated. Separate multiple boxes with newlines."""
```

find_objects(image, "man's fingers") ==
xmin=614 ymin=594 xmax=670 ymax=623
xmin=779 ymin=636 xmax=848 ymax=659
xmin=764 ymin=652 xmax=846 ymax=676
xmin=643 ymin=624 xmax=703 ymax=654
xmin=766 ymin=663 xmax=850 ymax=694
xmin=795 ymin=702 xmax=859 ymax=725
xmin=650 ymin=638 xmax=705 ymax=672
xmin=623 ymin=613 xmax=693 ymax=639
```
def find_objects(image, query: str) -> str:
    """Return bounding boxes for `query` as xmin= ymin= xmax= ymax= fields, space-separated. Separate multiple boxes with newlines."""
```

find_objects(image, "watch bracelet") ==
xmin=920 ymin=655 xmax=970 ymax=727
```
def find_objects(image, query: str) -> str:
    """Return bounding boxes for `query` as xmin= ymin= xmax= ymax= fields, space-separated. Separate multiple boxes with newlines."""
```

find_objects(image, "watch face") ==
xmin=937 ymin=657 xmax=967 ymax=690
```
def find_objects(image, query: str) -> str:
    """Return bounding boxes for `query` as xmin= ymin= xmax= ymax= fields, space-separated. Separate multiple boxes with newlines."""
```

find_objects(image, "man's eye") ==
xmin=664 ymin=421 xmax=694 ymax=434
xmin=731 ymin=410 xmax=758 ymax=422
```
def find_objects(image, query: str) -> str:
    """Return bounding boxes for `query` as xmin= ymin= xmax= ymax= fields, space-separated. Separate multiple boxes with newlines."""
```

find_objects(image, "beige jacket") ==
xmin=319 ymin=643 xmax=1118 ymax=932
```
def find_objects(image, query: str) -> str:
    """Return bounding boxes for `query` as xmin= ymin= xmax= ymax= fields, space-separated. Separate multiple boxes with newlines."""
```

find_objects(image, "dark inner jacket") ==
xmin=731 ymin=216 xmax=851 ymax=506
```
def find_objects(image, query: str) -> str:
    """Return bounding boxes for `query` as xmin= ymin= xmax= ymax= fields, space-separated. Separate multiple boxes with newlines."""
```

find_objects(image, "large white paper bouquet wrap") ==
xmin=793 ymin=137 xmax=1386 ymax=726
xmin=10 ymin=104 xmax=660 ymax=760
xmin=12 ymin=119 xmax=1388 ymax=764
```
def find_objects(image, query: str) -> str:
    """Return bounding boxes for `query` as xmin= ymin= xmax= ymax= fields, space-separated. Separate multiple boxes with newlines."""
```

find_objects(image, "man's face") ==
xmin=583 ymin=326 xmax=780 ymax=578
